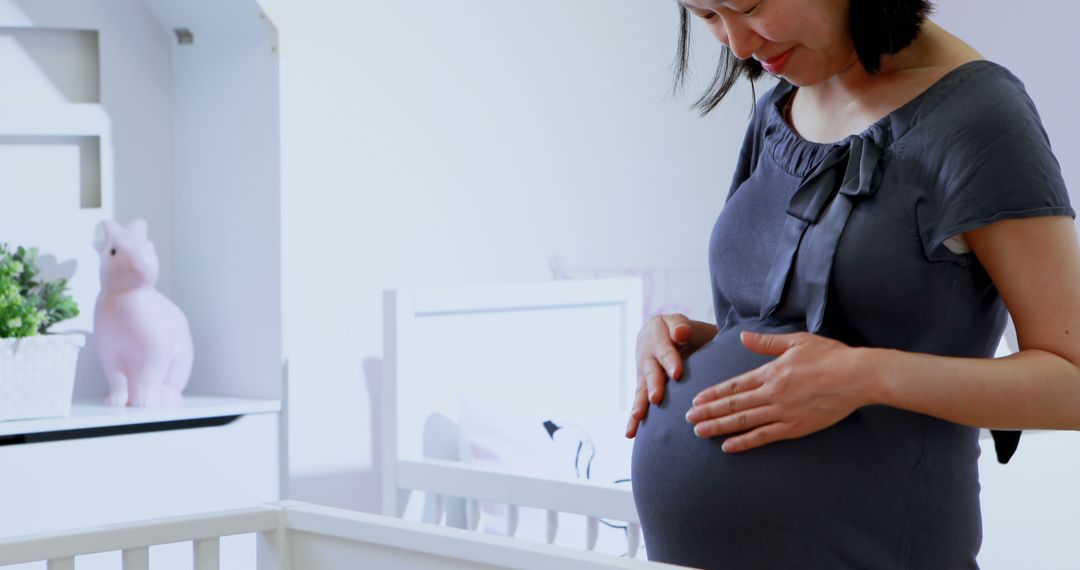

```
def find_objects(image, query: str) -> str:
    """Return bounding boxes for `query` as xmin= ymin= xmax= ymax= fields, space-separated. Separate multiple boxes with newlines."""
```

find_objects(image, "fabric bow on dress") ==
xmin=760 ymin=133 xmax=884 ymax=334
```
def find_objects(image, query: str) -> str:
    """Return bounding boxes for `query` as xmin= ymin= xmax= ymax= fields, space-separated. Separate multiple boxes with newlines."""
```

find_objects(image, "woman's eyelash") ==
xmin=696 ymin=3 xmax=758 ymax=20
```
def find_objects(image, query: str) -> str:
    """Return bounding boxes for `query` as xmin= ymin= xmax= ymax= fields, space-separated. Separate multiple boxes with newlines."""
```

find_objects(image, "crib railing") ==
xmin=0 ymin=502 xmax=675 ymax=570
xmin=394 ymin=458 xmax=641 ymax=556
xmin=0 ymin=504 xmax=280 ymax=570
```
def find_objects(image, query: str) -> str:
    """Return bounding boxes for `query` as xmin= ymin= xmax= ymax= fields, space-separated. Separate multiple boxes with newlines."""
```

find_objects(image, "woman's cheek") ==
xmin=754 ymin=14 xmax=785 ymax=46
xmin=710 ymin=24 xmax=730 ymax=48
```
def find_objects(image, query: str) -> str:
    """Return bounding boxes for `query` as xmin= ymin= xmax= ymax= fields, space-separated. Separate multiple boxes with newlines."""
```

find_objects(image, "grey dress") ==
xmin=630 ymin=60 xmax=1074 ymax=569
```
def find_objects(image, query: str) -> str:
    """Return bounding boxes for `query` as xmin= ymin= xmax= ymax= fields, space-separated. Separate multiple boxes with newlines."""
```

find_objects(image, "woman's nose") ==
xmin=722 ymin=20 xmax=763 ymax=61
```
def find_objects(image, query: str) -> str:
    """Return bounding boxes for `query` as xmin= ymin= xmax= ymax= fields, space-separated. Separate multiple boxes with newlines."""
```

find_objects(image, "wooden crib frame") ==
xmin=0 ymin=501 xmax=678 ymax=569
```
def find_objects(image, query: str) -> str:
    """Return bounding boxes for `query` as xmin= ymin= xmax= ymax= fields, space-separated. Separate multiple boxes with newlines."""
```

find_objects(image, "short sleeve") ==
xmin=916 ymin=72 xmax=1075 ymax=263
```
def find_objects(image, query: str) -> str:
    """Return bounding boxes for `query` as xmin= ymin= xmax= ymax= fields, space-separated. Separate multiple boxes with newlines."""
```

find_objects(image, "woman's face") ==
xmin=679 ymin=0 xmax=858 ymax=86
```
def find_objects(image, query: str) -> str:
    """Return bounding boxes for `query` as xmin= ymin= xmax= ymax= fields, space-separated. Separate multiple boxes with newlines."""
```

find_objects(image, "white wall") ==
xmin=143 ymin=0 xmax=283 ymax=400
xmin=263 ymin=0 xmax=753 ymax=509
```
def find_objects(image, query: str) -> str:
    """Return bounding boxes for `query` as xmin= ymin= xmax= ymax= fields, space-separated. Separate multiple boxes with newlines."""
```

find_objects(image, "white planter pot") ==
xmin=0 ymin=333 xmax=85 ymax=422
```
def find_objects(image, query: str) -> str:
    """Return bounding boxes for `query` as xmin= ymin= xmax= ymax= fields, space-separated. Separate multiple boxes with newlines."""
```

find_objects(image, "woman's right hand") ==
xmin=625 ymin=314 xmax=695 ymax=438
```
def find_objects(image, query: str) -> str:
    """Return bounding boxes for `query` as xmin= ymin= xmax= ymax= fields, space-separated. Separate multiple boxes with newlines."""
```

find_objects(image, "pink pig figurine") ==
xmin=92 ymin=219 xmax=193 ymax=407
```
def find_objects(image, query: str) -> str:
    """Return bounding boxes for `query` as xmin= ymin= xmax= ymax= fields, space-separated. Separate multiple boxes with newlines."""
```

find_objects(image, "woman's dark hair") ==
xmin=674 ymin=0 xmax=934 ymax=115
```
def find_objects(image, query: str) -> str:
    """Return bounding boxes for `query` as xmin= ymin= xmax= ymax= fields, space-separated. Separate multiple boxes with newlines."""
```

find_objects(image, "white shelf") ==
xmin=0 ymin=103 xmax=109 ymax=137
xmin=0 ymin=395 xmax=280 ymax=437
xmin=0 ymin=102 xmax=114 ymax=216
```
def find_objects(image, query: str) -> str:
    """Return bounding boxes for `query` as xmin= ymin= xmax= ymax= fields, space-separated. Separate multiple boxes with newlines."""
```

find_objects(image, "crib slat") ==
xmin=194 ymin=537 xmax=220 ymax=570
xmin=46 ymin=558 xmax=74 ymax=570
xmin=545 ymin=510 xmax=558 ymax=544
xmin=626 ymin=522 xmax=641 ymax=558
xmin=585 ymin=517 xmax=599 ymax=551
xmin=467 ymin=499 xmax=481 ymax=531
xmin=122 ymin=546 xmax=150 ymax=570
xmin=506 ymin=505 xmax=519 ymax=537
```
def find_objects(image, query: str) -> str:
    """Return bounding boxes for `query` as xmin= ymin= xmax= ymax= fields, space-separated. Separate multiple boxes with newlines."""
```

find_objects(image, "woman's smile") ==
xmin=759 ymin=47 xmax=795 ymax=74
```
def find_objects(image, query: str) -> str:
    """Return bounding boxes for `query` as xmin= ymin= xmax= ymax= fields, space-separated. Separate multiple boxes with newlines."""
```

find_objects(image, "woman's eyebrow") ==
xmin=678 ymin=0 xmax=728 ymax=10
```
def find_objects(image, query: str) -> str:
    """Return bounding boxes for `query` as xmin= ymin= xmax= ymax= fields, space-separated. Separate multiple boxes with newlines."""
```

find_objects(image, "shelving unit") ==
xmin=0 ymin=396 xmax=280 ymax=439
xmin=0 ymin=2 xmax=283 ymax=567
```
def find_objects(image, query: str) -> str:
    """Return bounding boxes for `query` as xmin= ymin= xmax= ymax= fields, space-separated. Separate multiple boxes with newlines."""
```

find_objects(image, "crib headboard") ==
xmin=381 ymin=277 xmax=643 ymax=516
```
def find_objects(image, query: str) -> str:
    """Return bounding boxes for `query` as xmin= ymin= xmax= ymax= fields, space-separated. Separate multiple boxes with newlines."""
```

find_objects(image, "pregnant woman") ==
xmin=626 ymin=1 xmax=1080 ymax=568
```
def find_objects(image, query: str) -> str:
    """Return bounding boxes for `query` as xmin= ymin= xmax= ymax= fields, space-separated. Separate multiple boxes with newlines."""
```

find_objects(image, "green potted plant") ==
xmin=0 ymin=244 xmax=84 ymax=421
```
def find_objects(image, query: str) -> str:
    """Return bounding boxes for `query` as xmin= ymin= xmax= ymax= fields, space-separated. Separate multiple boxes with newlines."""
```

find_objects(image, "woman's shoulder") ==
xmin=899 ymin=60 xmax=1041 ymax=140
xmin=898 ymin=60 xmax=1065 ymax=203
xmin=941 ymin=60 xmax=1032 ymax=110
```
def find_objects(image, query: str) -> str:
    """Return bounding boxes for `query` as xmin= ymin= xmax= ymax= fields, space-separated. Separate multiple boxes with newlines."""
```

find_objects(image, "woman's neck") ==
xmin=799 ymin=20 xmax=976 ymax=111
xmin=788 ymin=20 xmax=983 ymax=143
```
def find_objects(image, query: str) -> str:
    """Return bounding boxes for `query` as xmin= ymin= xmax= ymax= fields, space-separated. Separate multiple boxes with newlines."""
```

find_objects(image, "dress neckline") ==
xmin=763 ymin=59 xmax=999 ymax=177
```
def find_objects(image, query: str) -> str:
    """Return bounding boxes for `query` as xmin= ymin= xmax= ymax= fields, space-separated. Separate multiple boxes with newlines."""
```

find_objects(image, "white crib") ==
xmin=381 ymin=278 xmax=647 ymax=558
xmin=0 ymin=501 xmax=681 ymax=569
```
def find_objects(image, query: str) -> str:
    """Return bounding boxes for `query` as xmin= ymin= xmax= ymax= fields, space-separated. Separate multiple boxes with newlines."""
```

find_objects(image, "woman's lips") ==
xmin=761 ymin=48 xmax=794 ymax=74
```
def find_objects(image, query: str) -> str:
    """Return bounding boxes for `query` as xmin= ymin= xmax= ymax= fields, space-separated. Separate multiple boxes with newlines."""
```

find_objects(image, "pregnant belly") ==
xmin=629 ymin=322 xmax=966 ymax=569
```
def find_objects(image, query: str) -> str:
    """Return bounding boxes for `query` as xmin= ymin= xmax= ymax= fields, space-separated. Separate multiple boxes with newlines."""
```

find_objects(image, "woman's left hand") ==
xmin=685 ymin=331 xmax=876 ymax=453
